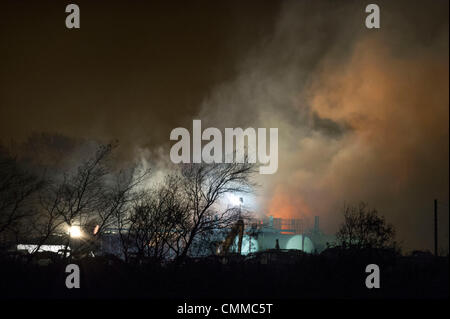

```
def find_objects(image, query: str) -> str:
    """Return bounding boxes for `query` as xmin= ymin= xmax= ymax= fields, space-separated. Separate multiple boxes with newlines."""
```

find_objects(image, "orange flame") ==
xmin=268 ymin=187 xmax=312 ymax=219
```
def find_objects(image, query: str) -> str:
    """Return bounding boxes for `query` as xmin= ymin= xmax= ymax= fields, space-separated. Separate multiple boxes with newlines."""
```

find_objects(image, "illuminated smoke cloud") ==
xmin=195 ymin=1 xmax=449 ymax=251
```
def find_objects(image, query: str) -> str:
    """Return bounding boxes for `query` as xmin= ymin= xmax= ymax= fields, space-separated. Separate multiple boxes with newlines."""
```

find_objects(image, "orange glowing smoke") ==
xmin=268 ymin=186 xmax=312 ymax=220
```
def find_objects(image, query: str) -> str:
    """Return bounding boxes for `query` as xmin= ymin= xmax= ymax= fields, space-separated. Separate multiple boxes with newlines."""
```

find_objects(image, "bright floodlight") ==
xmin=226 ymin=193 xmax=243 ymax=206
xmin=69 ymin=226 xmax=82 ymax=238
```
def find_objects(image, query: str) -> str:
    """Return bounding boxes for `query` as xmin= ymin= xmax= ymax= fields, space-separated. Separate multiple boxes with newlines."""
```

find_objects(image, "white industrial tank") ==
xmin=285 ymin=235 xmax=314 ymax=253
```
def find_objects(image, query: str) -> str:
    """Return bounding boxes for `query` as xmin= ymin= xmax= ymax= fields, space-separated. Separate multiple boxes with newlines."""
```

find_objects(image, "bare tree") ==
xmin=336 ymin=202 xmax=396 ymax=250
xmin=1 ymin=142 xmax=153 ymax=259
xmin=32 ymin=143 xmax=115 ymax=257
xmin=174 ymin=161 xmax=256 ymax=264
xmin=0 ymin=149 xmax=43 ymax=249
xmin=92 ymin=165 xmax=150 ymax=233
xmin=116 ymin=175 xmax=188 ymax=263
xmin=27 ymin=187 xmax=67 ymax=257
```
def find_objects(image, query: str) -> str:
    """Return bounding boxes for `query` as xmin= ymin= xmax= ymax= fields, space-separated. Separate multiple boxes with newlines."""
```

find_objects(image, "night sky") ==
xmin=0 ymin=0 xmax=448 ymax=251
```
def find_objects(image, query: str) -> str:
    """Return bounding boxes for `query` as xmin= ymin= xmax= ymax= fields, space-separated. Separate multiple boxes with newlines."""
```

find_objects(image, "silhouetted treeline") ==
xmin=1 ymin=251 xmax=447 ymax=299
xmin=0 ymin=140 xmax=256 ymax=264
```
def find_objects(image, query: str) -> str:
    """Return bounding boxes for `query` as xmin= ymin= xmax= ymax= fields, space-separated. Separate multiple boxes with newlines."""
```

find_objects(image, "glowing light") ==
xmin=17 ymin=244 xmax=68 ymax=254
xmin=69 ymin=226 xmax=82 ymax=238
xmin=226 ymin=193 xmax=243 ymax=207
xmin=286 ymin=235 xmax=315 ymax=253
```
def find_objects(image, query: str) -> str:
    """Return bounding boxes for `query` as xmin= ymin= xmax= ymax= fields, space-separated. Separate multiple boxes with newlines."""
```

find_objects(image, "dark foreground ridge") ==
xmin=1 ymin=249 xmax=448 ymax=299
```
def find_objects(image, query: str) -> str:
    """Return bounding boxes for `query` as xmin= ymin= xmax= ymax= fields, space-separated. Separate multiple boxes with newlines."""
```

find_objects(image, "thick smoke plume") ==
xmin=196 ymin=0 xmax=449 ymax=251
xmin=1 ymin=0 xmax=448 ymax=251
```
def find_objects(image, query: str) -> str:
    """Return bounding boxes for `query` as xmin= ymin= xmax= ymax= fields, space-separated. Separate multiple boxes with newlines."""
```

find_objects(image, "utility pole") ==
xmin=434 ymin=199 xmax=438 ymax=257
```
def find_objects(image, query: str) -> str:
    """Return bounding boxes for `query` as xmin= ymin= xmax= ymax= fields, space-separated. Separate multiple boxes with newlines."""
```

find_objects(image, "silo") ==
xmin=286 ymin=235 xmax=314 ymax=253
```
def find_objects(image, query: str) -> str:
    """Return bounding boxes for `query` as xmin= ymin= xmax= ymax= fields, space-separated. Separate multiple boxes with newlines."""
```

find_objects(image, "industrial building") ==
xmin=225 ymin=215 xmax=334 ymax=255
xmin=11 ymin=214 xmax=334 ymax=261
